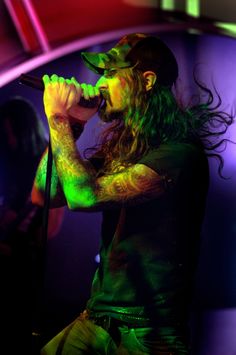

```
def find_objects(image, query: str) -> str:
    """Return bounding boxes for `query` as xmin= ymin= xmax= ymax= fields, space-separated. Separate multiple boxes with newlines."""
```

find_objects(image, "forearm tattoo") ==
xmin=48 ymin=115 xmax=96 ymax=208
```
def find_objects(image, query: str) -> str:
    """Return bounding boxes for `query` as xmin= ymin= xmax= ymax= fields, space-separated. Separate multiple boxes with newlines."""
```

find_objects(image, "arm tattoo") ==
xmin=33 ymin=119 xmax=86 ymax=208
xmin=94 ymin=163 xmax=167 ymax=209
xmin=48 ymin=115 xmax=96 ymax=209
xmin=39 ymin=116 xmax=167 ymax=211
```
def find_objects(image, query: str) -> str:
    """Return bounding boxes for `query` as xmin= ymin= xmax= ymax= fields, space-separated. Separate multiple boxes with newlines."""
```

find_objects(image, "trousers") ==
xmin=40 ymin=310 xmax=190 ymax=355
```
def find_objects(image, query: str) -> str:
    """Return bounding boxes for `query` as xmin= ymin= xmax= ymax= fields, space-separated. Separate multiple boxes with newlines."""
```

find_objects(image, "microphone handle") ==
xmin=19 ymin=73 xmax=43 ymax=90
xmin=19 ymin=73 xmax=102 ymax=108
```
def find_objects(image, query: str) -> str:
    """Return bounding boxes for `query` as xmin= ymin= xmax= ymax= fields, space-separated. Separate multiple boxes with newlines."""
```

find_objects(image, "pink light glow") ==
xmin=4 ymin=0 xmax=31 ymax=51
xmin=22 ymin=0 xmax=50 ymax=52
xmin=0 ymin=24 xmax=166 ymax=88
xmin=0 ymin=22 xmax=225 ymax=88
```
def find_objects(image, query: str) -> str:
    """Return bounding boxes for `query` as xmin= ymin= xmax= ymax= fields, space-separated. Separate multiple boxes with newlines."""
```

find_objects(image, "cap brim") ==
xmin=81 ymin=49 xmax=133 ymax=75
xmin=81 ymin=52 xmax=109 ymax=75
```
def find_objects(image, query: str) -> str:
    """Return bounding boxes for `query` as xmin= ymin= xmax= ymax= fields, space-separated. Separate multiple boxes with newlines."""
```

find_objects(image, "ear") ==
xmin=143 ymin=71 xmax=157 ymax=91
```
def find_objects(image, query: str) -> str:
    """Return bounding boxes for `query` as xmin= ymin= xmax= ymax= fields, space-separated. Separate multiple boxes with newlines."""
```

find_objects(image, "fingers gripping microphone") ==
xmin=19 ymin=73 xmax=102 ymax=108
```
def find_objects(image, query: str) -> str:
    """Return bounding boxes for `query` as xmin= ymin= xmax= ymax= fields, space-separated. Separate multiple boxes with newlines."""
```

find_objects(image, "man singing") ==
xmin=32 ymin=33 xmax=232 ymax=354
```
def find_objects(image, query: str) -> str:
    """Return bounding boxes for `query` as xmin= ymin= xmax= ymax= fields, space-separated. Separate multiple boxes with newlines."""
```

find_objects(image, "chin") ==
xmin=98 ymin=102 xmax=124 ymax=122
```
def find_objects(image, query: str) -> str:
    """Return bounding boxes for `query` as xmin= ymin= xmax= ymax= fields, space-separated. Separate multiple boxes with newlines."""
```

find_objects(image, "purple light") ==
xmin=199 ymin=309 xmax=236 ymax=355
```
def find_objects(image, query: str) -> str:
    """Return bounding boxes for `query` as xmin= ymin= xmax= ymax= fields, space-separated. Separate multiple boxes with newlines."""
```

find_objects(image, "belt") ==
xmin=81 ymin=311 xmax=188 ymax=354
xmin=88 ymin=311 xmax=153 ymax=329
xmin=88 ymin=313 xmax=153 ymax=346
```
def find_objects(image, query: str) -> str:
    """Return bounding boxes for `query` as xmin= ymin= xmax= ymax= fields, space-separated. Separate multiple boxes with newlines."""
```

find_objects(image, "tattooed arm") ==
xmin=47 ymin=114 xmax=167 ymax=211
xmin=31 ymin=73 xmax=99 ymax=208
xmin=31 ymin=120 xmax=86 ymax=208
xmin=35 ymin=74 xmax=167 ymax=211
xmin=91 ymin=163 xmax=167 ymax=210
xmin=38 ymin=111 xmax=167 ymax=211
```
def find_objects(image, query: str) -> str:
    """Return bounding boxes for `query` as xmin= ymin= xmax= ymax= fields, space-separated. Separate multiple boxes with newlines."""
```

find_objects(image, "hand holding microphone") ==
xmin=19 ymin=73 xmax=103 ymax=124
xmin=43 ymin=74 xmax=102 ymax=123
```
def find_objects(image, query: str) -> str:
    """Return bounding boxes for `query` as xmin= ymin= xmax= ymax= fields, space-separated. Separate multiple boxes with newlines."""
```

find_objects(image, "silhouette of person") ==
xmin=0 ymin=96 xmax=64 ymax=354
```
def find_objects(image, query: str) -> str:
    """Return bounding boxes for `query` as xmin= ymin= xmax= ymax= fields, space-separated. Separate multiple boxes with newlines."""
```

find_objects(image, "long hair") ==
xmin=0 ymin=96 xmax=47 ymax=208
xmin=0 ymin=96 xmax=47 ymax=159
xmin=85 ymin=68 xmax=234 ymax=177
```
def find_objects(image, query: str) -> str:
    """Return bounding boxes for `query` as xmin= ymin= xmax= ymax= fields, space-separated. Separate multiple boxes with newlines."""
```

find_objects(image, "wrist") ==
xmin=45 ymin=106 xmax=68 ymax=118
xmin=48 ymin=113 xmax=69 ymax=129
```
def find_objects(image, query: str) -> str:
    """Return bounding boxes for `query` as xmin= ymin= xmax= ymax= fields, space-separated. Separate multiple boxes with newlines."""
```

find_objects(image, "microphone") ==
xmin=19 ymin=73 xmax=102 ymax=108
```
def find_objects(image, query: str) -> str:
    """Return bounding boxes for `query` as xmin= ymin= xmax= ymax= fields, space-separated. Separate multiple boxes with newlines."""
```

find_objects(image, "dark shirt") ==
xmin=87 ymin=143 xmax=209 ymax=327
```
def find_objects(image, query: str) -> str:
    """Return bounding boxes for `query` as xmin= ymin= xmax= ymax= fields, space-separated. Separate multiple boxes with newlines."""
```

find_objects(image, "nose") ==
xmin=96 ymin=76 xmax=108 ymax=91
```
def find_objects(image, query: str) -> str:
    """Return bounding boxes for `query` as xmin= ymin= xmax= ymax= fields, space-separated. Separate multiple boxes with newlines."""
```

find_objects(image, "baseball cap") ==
xmin=81 ymin=33 xmax=178 ymax=87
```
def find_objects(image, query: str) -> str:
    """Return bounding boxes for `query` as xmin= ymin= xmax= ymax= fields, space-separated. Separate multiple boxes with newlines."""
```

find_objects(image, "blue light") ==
xmin=95 ymin=253 xmax=100 ymax=263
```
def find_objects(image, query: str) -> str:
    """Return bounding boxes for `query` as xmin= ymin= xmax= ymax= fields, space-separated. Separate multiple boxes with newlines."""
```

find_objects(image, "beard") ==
xmin=98 ymin=100 xmax=126 ymax=122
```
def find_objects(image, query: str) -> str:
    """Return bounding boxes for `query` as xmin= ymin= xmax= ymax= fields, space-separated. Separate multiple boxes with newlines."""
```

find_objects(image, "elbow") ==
xmin=67 ymin=199 xmax=96 ymax=210
xmin=66 ymin=187 xmax=97 ymax=210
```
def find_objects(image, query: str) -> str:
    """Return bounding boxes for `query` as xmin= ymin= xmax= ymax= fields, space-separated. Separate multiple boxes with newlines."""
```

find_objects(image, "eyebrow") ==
xmin=104 ymin=68 xmax=118 ymax=75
